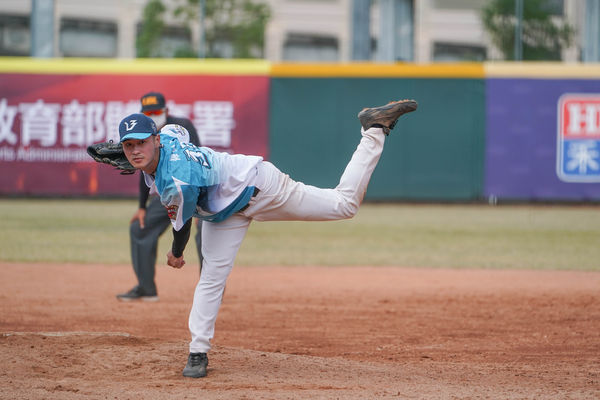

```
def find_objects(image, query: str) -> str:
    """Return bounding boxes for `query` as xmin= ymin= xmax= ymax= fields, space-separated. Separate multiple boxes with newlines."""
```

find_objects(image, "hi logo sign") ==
xmin=557 ymin=94 xmax=600 ymax=182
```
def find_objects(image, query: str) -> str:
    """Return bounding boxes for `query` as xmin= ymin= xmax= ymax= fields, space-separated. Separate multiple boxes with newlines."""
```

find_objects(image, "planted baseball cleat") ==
xmin=116 ymin=286 xmax=159 ymax=302
xmin=183 ymin=352 xmax=208 ymax=378
xmin=358 ymin=99 xmax=418 ymax=135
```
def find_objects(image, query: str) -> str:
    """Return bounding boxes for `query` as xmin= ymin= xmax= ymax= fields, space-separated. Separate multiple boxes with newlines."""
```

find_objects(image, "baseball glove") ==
xmin=86 ymin=141 xmax=136 ymax=175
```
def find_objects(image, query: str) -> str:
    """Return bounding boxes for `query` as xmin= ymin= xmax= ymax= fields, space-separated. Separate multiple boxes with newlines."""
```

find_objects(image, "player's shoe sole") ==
xmin=116 ymin=295 xmax=159 ymax=302
xmin=358 ymin=99 xmax=418 ymax=135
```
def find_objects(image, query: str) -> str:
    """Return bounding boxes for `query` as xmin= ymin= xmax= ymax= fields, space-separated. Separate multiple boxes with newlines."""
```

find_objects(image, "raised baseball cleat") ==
xmin=183 ymin=352 xmax=208 ymax=378
xmin=116 ymin=286 xmax=159 ymax=302
xmin=358 ymin=99 xmax=418 ymax=135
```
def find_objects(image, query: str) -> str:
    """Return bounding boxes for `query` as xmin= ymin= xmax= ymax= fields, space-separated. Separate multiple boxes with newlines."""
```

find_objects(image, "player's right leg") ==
xmin=194 ymin=219 xmax=203 ymax=274
xmin=184 ymin=214 xmax=251 ymax=377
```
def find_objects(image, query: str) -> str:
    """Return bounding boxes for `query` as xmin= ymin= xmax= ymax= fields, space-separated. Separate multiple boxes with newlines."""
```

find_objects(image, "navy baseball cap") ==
xmin=140 ymin=91 xmax=166 ymax=112
xmin=119 ymin=113 xmax=157 ymax=142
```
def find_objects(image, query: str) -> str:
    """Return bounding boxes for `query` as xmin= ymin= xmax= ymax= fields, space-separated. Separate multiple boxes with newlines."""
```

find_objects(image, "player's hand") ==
xmin=167 ymin=251 xmax=185 ymax=269
xmin=130 ymin=208 xmax=146 ymax=229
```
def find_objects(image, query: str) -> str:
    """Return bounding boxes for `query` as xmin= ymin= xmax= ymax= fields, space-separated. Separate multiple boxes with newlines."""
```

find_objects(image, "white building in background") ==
xmin=0 ymin=0 xmax=588 ymax=62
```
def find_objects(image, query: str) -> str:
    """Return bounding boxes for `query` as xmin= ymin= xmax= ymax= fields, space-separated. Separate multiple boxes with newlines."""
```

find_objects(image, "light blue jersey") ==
xmin=144 ymin=135 xmax=262 ymax=230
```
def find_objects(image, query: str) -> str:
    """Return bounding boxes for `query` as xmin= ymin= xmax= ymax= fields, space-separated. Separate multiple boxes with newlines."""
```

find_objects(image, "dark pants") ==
xmin=130 ymin=196 xmax=203 ymax=295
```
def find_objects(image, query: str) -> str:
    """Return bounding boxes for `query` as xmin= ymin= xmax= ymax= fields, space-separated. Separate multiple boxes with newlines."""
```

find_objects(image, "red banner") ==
xmin=0 ymin=73 xmax=269 ymax=195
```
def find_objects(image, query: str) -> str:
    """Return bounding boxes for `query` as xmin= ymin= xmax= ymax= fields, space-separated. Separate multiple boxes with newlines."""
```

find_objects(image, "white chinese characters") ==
xmin=565 ymin=141 xmax=600 ymax=175
xmin=19 ymin=99 xmax=60 ymax=146
xmin=557 ymin=94 xmax=600 ymax=182
xmin=0 ymin=98 xmax=236 ymax=150
xmin=0 ymin=99 xmax=18 ymax=145
xmin=193 ymin=101 xmax=235 ymax=148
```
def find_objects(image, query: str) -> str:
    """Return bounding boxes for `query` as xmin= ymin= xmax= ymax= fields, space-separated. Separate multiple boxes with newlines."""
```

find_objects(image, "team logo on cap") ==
xmin=124 ymin=119 xmax=138 ymax=131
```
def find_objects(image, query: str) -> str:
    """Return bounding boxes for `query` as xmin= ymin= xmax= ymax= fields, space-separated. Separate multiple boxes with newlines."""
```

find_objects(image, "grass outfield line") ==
xmin=0 ymin=199 xmax=598 ymax=271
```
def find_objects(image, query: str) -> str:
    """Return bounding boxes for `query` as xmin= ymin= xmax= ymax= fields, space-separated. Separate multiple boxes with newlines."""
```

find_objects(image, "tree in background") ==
xmin=482 ymin=0 xmax=575 ymax=60
xmin=137 ymin=0 xmax=270 ymax=58
xmin=136 ymin=0 xmax=167 ymax=57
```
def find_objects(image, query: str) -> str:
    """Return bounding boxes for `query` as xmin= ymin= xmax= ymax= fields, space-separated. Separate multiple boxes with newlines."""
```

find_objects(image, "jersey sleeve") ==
xmin=138 ymin=172 xmax=150 ymax=209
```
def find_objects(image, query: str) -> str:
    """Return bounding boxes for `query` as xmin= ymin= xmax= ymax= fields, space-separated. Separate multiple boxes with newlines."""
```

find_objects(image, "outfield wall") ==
xmin=484 ymin=63 xmax=600 ymax=202
xmin=269 ymin=64 xmax=485 ymax=201
xmin=0 ymin=58 xmax=599 ymax=201
xmin=0 ymin=58 xmax=270 ymax=196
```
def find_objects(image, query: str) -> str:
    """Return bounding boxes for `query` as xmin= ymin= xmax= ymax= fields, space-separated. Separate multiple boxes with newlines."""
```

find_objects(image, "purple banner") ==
xmin=485 ymin=78 xmax=600 ymax=201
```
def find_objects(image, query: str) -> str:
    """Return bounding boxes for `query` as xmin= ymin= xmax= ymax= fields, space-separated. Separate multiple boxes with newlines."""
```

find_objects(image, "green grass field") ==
xmin=1 ymin=199 xmax=598 ymax=270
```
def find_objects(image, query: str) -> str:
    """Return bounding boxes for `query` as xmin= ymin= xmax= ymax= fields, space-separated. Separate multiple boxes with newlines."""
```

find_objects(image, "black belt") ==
xmin=239 ymin=187 xmax=260 ymax=212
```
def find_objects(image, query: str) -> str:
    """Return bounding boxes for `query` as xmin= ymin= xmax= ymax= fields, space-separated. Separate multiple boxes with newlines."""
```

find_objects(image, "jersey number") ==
xmin=183 ymin=149 xmax=211 ymax=168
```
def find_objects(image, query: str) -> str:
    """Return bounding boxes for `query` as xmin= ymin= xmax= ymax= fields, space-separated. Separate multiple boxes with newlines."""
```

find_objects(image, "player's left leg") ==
xmin=243 ymin=100 xmax=416 ymax=222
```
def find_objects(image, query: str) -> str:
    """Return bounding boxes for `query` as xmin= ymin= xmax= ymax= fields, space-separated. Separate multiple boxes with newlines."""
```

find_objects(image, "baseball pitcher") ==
xmin=88 ymin=99 xmax=418 ymax=378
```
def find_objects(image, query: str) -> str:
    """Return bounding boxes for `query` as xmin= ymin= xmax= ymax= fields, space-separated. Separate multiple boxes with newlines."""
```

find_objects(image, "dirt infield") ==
xmin=1 ymin=262 xmax=599 ymax=399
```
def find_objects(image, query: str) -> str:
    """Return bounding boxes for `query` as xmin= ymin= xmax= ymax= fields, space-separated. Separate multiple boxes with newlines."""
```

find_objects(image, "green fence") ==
xmin=269 ymin=72 xmax=485 ymax=201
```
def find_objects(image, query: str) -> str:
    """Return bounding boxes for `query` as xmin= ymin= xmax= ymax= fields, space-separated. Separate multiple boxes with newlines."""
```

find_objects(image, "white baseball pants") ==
xmin=188 ymin=127 xmax=385 ymax=353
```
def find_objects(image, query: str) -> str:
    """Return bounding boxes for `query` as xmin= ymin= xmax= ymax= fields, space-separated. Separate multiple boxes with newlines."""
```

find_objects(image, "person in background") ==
xmin=116 ymin=91 xmax=203 ymax=301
